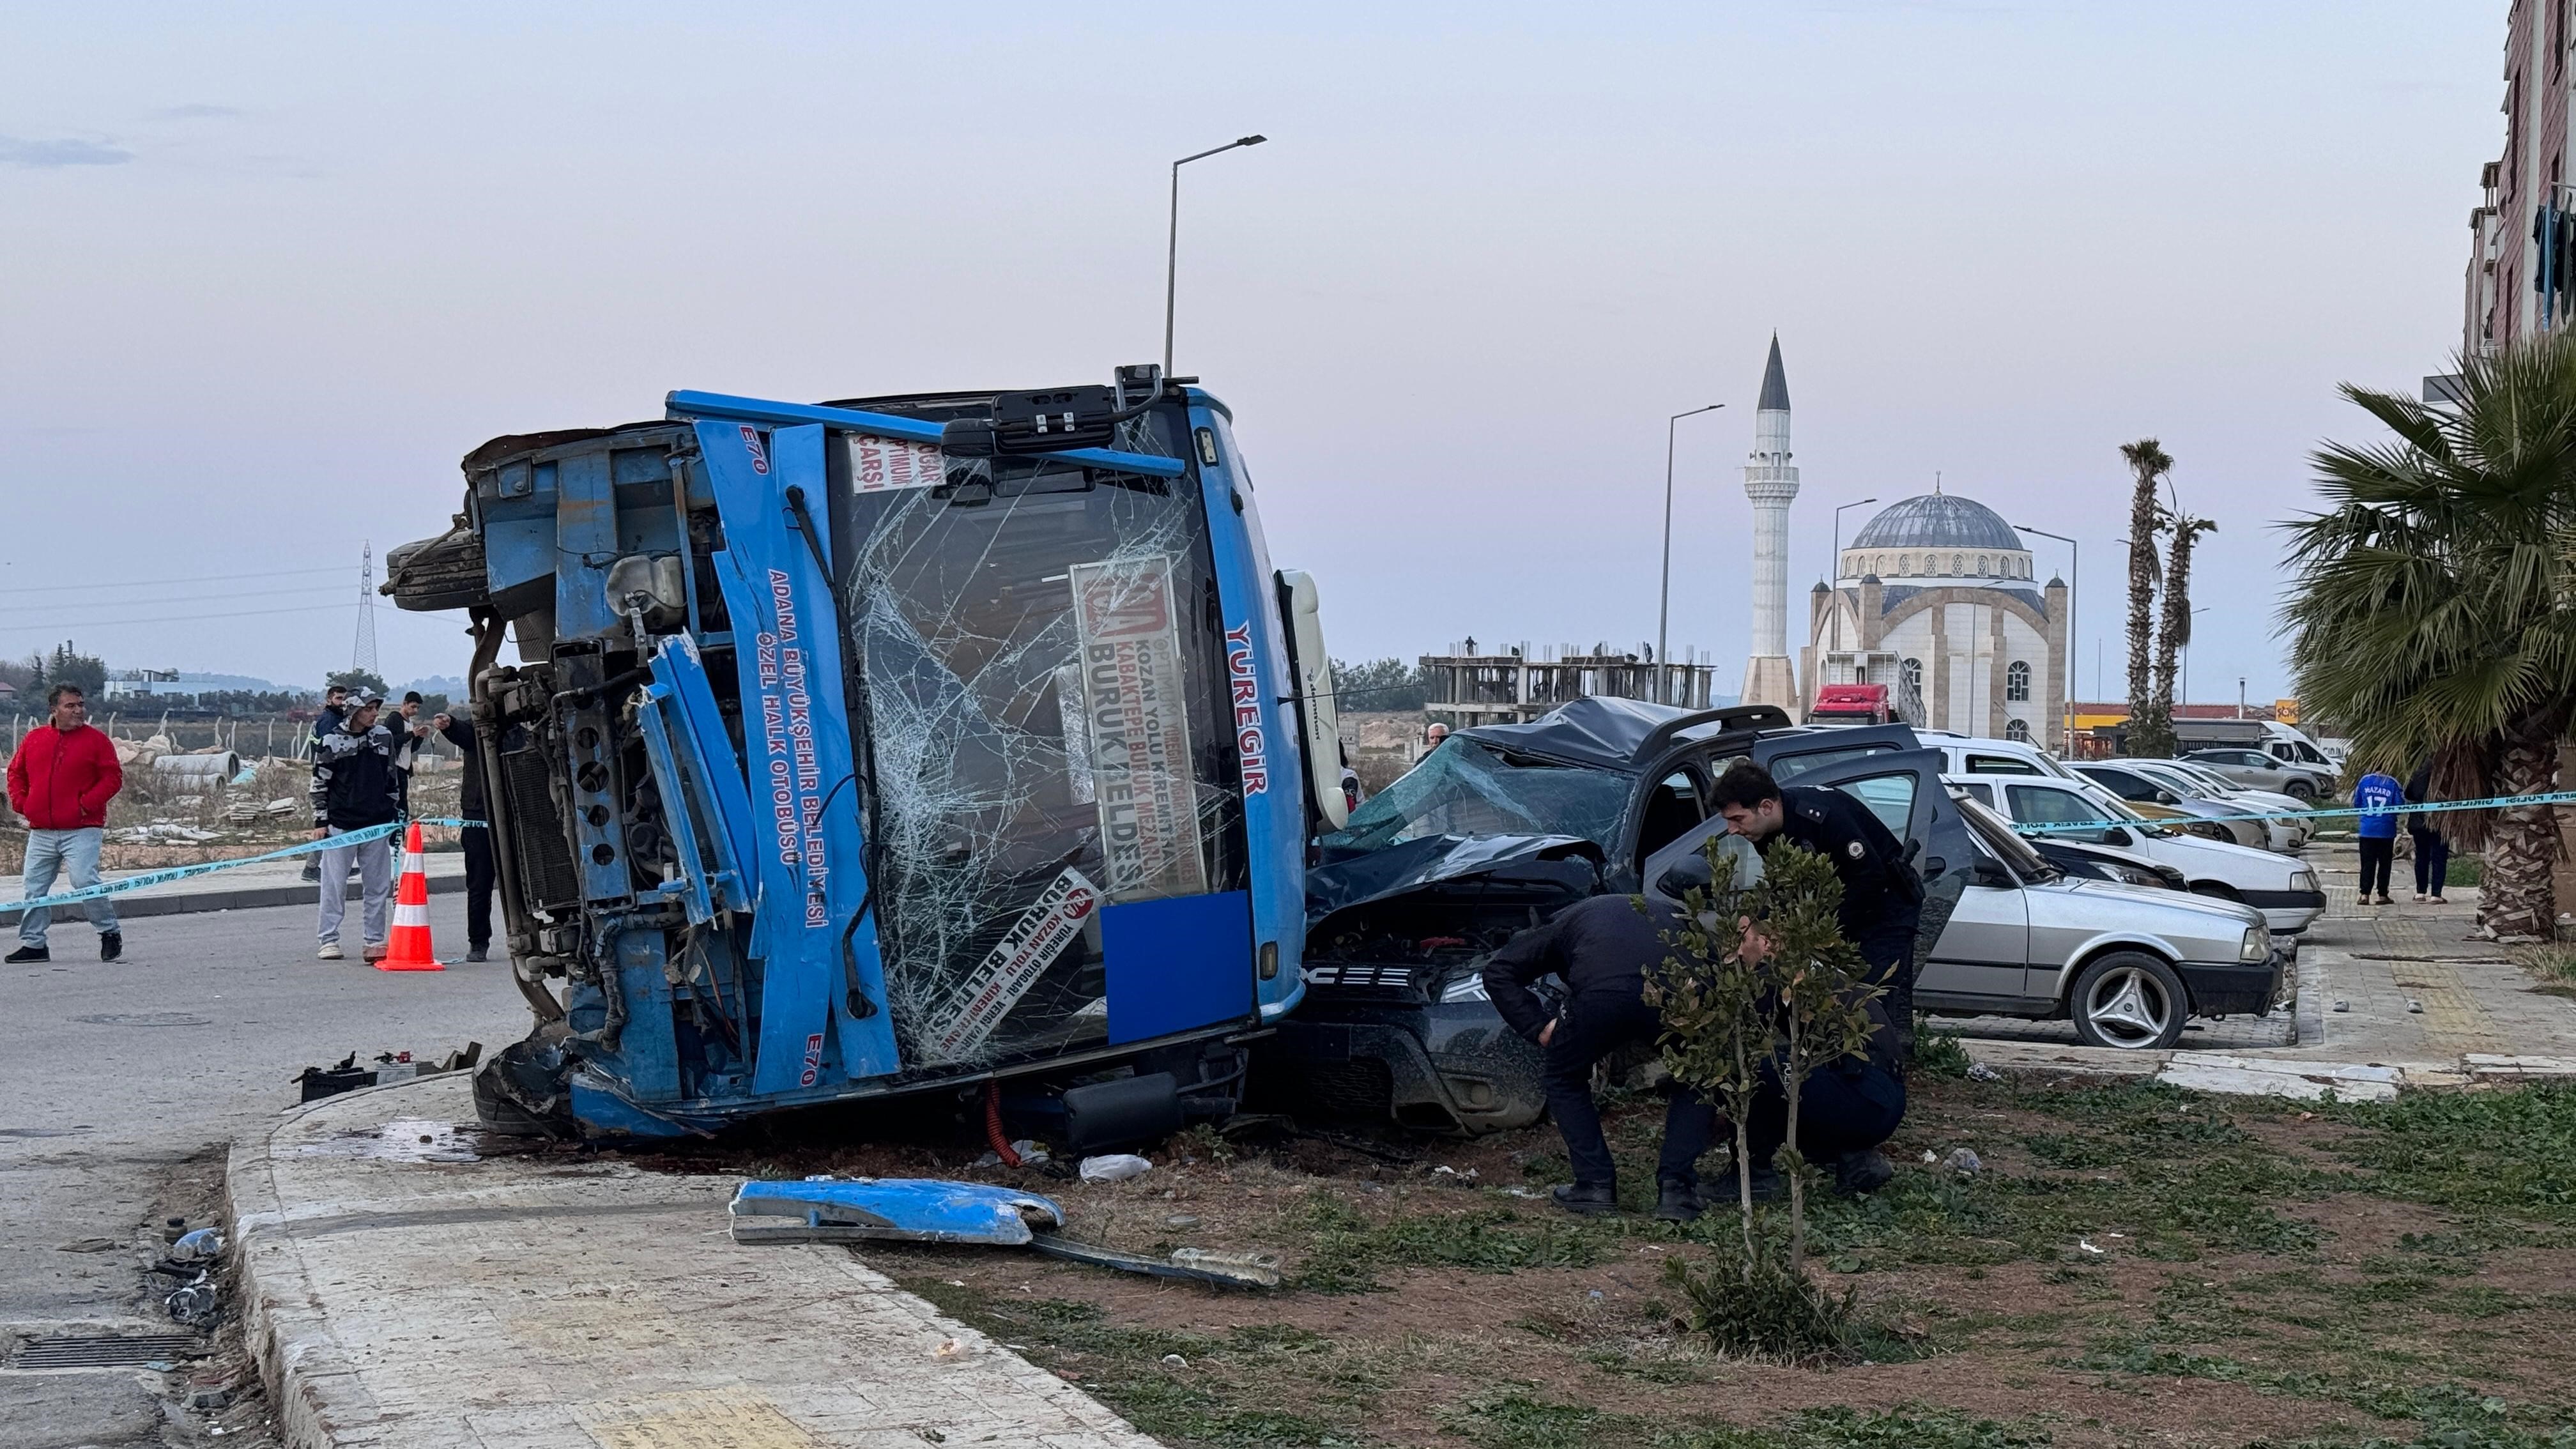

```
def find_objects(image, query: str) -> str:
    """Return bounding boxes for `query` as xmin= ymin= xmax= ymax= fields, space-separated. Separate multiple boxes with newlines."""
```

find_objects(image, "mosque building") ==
xmin=1802 ymin=488 xmax=2069 ymax=748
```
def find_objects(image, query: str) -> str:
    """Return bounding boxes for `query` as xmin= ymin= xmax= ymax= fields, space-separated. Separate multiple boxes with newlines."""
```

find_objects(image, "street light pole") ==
xmin=1831 ymin=498 xmax=1879 ymax=585
xmin=1657 ymin=403 xmax=1724 ymax=703
xmin=1164 ymin=135 xmax=1267 ymax=379
xmin=2018 ymin=524 xmax=2078 ymax=754
xmin=2181 ymin=606 xmax=2210 ymax=709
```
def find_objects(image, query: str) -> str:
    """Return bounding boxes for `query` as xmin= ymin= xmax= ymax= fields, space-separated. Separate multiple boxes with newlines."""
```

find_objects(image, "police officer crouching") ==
xmin=1482 ymin=892 xmax=1717 ymax=1222
xmin=1710 ymin=759 xmax=1919 ymax=1197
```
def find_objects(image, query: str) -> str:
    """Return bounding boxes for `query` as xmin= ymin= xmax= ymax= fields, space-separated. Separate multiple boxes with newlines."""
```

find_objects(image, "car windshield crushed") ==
xmin=1319 ymin=740 xmax=1632 ymax=854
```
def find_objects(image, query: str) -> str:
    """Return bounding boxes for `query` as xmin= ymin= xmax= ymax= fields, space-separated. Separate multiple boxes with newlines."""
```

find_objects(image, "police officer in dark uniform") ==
xmin=1709 ymin=758 xmax=1920 ymax=1196
xmin=1482 ymin=893 xmax=1717 ymax=1223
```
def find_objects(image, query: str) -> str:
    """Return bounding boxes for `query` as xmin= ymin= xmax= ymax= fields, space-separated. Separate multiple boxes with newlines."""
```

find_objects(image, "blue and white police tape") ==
xmin=0 ymin=818 xmax=484 ymax=915
xmin=1996 ymin=788 xmax=2576 ymax=836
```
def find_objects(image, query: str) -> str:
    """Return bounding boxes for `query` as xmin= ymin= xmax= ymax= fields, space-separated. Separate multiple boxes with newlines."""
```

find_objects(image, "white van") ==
xmin=1946 ymin=770 xmax=2326 ymax=935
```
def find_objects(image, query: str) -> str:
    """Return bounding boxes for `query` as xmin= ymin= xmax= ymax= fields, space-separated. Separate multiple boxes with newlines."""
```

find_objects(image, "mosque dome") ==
xmin=1849 ymin=493 xmax=2023 ymax=553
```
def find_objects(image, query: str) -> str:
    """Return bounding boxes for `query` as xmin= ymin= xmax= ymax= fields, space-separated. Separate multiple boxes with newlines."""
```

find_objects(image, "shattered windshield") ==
xmin=834 ymin=408 xmax=1245 ymax=1070
xmin=1320 ymin=740 xmax=1632 ymax=854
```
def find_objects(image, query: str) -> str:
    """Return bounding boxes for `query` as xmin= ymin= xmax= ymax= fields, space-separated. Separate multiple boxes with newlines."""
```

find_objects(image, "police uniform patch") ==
xmin=1846 ymin=839 xmax=1866 ymax=860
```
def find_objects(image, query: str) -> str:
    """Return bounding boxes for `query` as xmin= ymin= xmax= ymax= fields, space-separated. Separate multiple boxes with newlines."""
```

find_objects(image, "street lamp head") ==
xmin=1238 ymin=135 xmax=1267 ymax=147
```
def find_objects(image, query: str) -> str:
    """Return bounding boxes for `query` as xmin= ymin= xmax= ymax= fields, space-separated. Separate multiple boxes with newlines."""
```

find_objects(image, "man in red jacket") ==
xmin=7 ymin=684 xmax=125 ymax=962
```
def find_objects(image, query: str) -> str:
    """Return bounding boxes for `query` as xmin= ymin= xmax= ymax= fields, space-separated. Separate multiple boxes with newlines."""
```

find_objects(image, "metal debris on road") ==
xmin=731 ymin=1177 xmax=1282 ymax=1287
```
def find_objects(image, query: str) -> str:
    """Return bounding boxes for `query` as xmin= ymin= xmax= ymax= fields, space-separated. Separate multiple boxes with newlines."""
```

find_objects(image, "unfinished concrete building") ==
xmin=1418 ymin=643 xmax=1723 ymax=727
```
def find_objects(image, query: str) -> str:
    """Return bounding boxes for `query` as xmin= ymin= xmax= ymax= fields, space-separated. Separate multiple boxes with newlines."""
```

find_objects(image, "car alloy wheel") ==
xmin=2068 ymin=952 xmax=2188 ymax=1050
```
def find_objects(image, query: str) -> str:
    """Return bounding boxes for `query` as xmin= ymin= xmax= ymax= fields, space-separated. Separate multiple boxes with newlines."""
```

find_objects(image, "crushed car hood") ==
xmin=1307 ymin=832 xmax=1605 ymax=931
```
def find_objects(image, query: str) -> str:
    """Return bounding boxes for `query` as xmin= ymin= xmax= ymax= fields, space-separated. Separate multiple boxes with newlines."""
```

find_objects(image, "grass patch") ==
xmin=2511 ymin=944 xmax=2576 ymax=1000
xmin=1912 ymin=1021 xmax=1975 ymax=1080
xmin=2447 ymin=852 xmax=2485 ymax=888
xmin=899 ymin=1280 xmax=1379 ymax=1446
xmin=2315 ymin=1083 xmax=2576 ymax=1223
xmin=1802 ymin=1078 xmax=2328 ymax=1272
xmin=1294 ymin=1197 xmax=1617 ymax=1291
xmin=1439 ymin=1397 xmax=2057 ymax=1449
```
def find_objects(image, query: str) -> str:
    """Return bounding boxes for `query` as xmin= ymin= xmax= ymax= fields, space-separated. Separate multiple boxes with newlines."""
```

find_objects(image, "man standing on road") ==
xmin=387 ymin=691 xmax=430 ymax=815
xmin=2405 ymin=762 xmax=2449 ymax=905
xmin=1482 ymin=891 xmax=1717 ymax=1223
xmin=310 ymin=693 xmax=402 ymax=962
xmin=6 ymin=684 xmax=124 ymax=963
xmin=1710 ymin=759 xmax=1921 ymax=1195
xmin=433 ymin=709 xmax=494 ymax=962
xmin=2353 ymin=765 xmax=2404 ymax=907
xmin=303 ymin=682 xmax=352 ymax=884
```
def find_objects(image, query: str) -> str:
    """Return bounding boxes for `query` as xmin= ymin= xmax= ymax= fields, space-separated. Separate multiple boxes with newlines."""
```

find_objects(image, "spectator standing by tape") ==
xmin=433 ymin=709 xmax=494 ymax=962
xmin=6 ymin=684 xmax=124 ymax=963
xmin=2352 ymin=765 xmax=2404 ymax=907
xmin=387 ymin=690 xmax=430 ymax=815
xmin=2404 ymin=762 xmax=2449 ymax=905
xmin=310 ymin=692 xmax=402 ymax=962
xmin=303 ymin=682 xmax=352 ymax=883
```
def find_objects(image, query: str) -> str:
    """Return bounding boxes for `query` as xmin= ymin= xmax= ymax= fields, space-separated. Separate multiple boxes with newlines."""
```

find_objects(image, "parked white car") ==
xmin=2149 ymin=760 xmax=2312 ymax=852
xmin=2182 ymin=745 xmax=2339 ymax=802
xmin=2074 ymin=759 xmax=2308 ymax=853
xmin=1946 ymin=771 xmax=2327 ymax=934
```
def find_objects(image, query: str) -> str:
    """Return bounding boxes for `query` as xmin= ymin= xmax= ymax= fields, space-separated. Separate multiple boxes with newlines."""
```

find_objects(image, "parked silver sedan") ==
xmin=1942 ymin=795 xmax=2286 ymax=1050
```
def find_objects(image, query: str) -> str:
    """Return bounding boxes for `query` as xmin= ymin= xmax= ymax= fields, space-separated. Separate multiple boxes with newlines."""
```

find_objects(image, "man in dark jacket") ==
xmin=1483 ymin=892 xmax=1715 ymax=1222
xmin=433 ymin=709 xmax=494 ymax=962
xmin=2405 ymin=762 xmax=2449 ymax=905
xmin=1711 ymin=760 xmax=1919 ymax=1195
xmin=309 ymin=693 xmax=402 ymax=962
xmin=303 ymin=682 xmax=351 ymax=883
xmin=6 ymin=684 xmax=125 ymax=962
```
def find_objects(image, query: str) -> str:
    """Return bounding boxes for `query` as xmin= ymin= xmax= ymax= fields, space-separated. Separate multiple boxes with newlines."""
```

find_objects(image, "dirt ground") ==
xmin=611 ymin=1067 xmax=2576 ymax=1449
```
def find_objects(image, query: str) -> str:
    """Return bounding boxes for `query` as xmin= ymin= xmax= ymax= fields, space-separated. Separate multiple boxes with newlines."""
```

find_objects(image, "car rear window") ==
xmin=1965 ymin=752 xmax=2046 ymax=775
xmin=1768 ymin=742 xmax=1896 ymax=782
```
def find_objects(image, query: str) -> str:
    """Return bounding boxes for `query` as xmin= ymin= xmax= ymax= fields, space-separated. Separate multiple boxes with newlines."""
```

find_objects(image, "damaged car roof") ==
xmin=1457 ymin=697 xmax=1795 ymax=772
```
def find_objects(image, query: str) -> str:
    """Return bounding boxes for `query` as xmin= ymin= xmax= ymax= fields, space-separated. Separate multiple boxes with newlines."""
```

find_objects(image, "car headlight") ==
xmin=2116 ymin=864 xmax=2169 ymax=888
xmin=1439 ymin=973 xmax=1491 ymax=1003
xmin=2289 ymin=868 xmax=2316 ymax=892
xmin=2240 ymin=925 xmax=2271 ymax=963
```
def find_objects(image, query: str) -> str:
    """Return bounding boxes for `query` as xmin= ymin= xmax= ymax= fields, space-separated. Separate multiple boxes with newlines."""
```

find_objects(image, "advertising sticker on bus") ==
xmin=1070 ymin=555 xmax=1208 ymax=901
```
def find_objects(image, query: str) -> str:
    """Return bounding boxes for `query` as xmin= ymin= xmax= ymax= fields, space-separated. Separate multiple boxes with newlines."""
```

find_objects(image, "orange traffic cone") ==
xmin=376 ymin=822 xmax=445 ymax=972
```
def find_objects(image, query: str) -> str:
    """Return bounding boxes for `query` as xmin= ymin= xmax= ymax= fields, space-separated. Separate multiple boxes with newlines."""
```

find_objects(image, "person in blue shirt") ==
xmin=2352 ymin=767 xmax=2405 ymax=905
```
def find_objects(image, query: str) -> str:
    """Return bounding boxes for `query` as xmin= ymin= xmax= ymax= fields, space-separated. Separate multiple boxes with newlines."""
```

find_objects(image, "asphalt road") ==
xmin=0 ymin=896 xmax=526 ymax=1447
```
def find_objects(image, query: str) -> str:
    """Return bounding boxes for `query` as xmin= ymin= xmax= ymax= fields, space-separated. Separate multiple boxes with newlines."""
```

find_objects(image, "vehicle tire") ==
xmin=2283 ymin=778 xmax=2317 ymax=802
xmin=385 ymin=524 xmax=490 ymax=612
xmin=2066 ymin=952 xmax=2189 ymax=1050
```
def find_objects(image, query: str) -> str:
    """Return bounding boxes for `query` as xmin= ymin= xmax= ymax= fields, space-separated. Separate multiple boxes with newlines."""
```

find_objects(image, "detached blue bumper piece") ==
xmin=729 ymin=1178 xmax=1064 ymax=1246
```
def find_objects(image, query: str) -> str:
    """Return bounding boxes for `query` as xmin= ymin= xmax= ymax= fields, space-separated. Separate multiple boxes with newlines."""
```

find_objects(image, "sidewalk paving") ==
xmin=0 ymin=852 xmax=464 ymax=924
xmin=231 ymin=1073 xmax=1161 ymax=1449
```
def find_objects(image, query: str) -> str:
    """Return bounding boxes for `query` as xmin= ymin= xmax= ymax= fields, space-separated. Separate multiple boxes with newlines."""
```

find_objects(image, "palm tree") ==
xmin=2285 ymin=337 xmax=2576 ymax=943
xmin=2120 ymin=440 xmax=2175 ymax=756
xmin=2152 ymin=514 xmax=2217 ymax=717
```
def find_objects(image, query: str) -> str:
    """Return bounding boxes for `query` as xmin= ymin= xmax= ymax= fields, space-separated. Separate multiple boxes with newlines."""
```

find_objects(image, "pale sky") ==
xmin=0 ymin=2 xmax=2501 ymax=704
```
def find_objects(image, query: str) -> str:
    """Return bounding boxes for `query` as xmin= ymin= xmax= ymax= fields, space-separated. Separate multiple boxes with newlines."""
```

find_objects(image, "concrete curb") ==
xmin=226 ymin=1083 xmax=406 ymax=1449
xmin=3 ymin=869 xmax=464 ymax=924
xmin=225 ymin=1076 xmax=1164 ymax=1448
